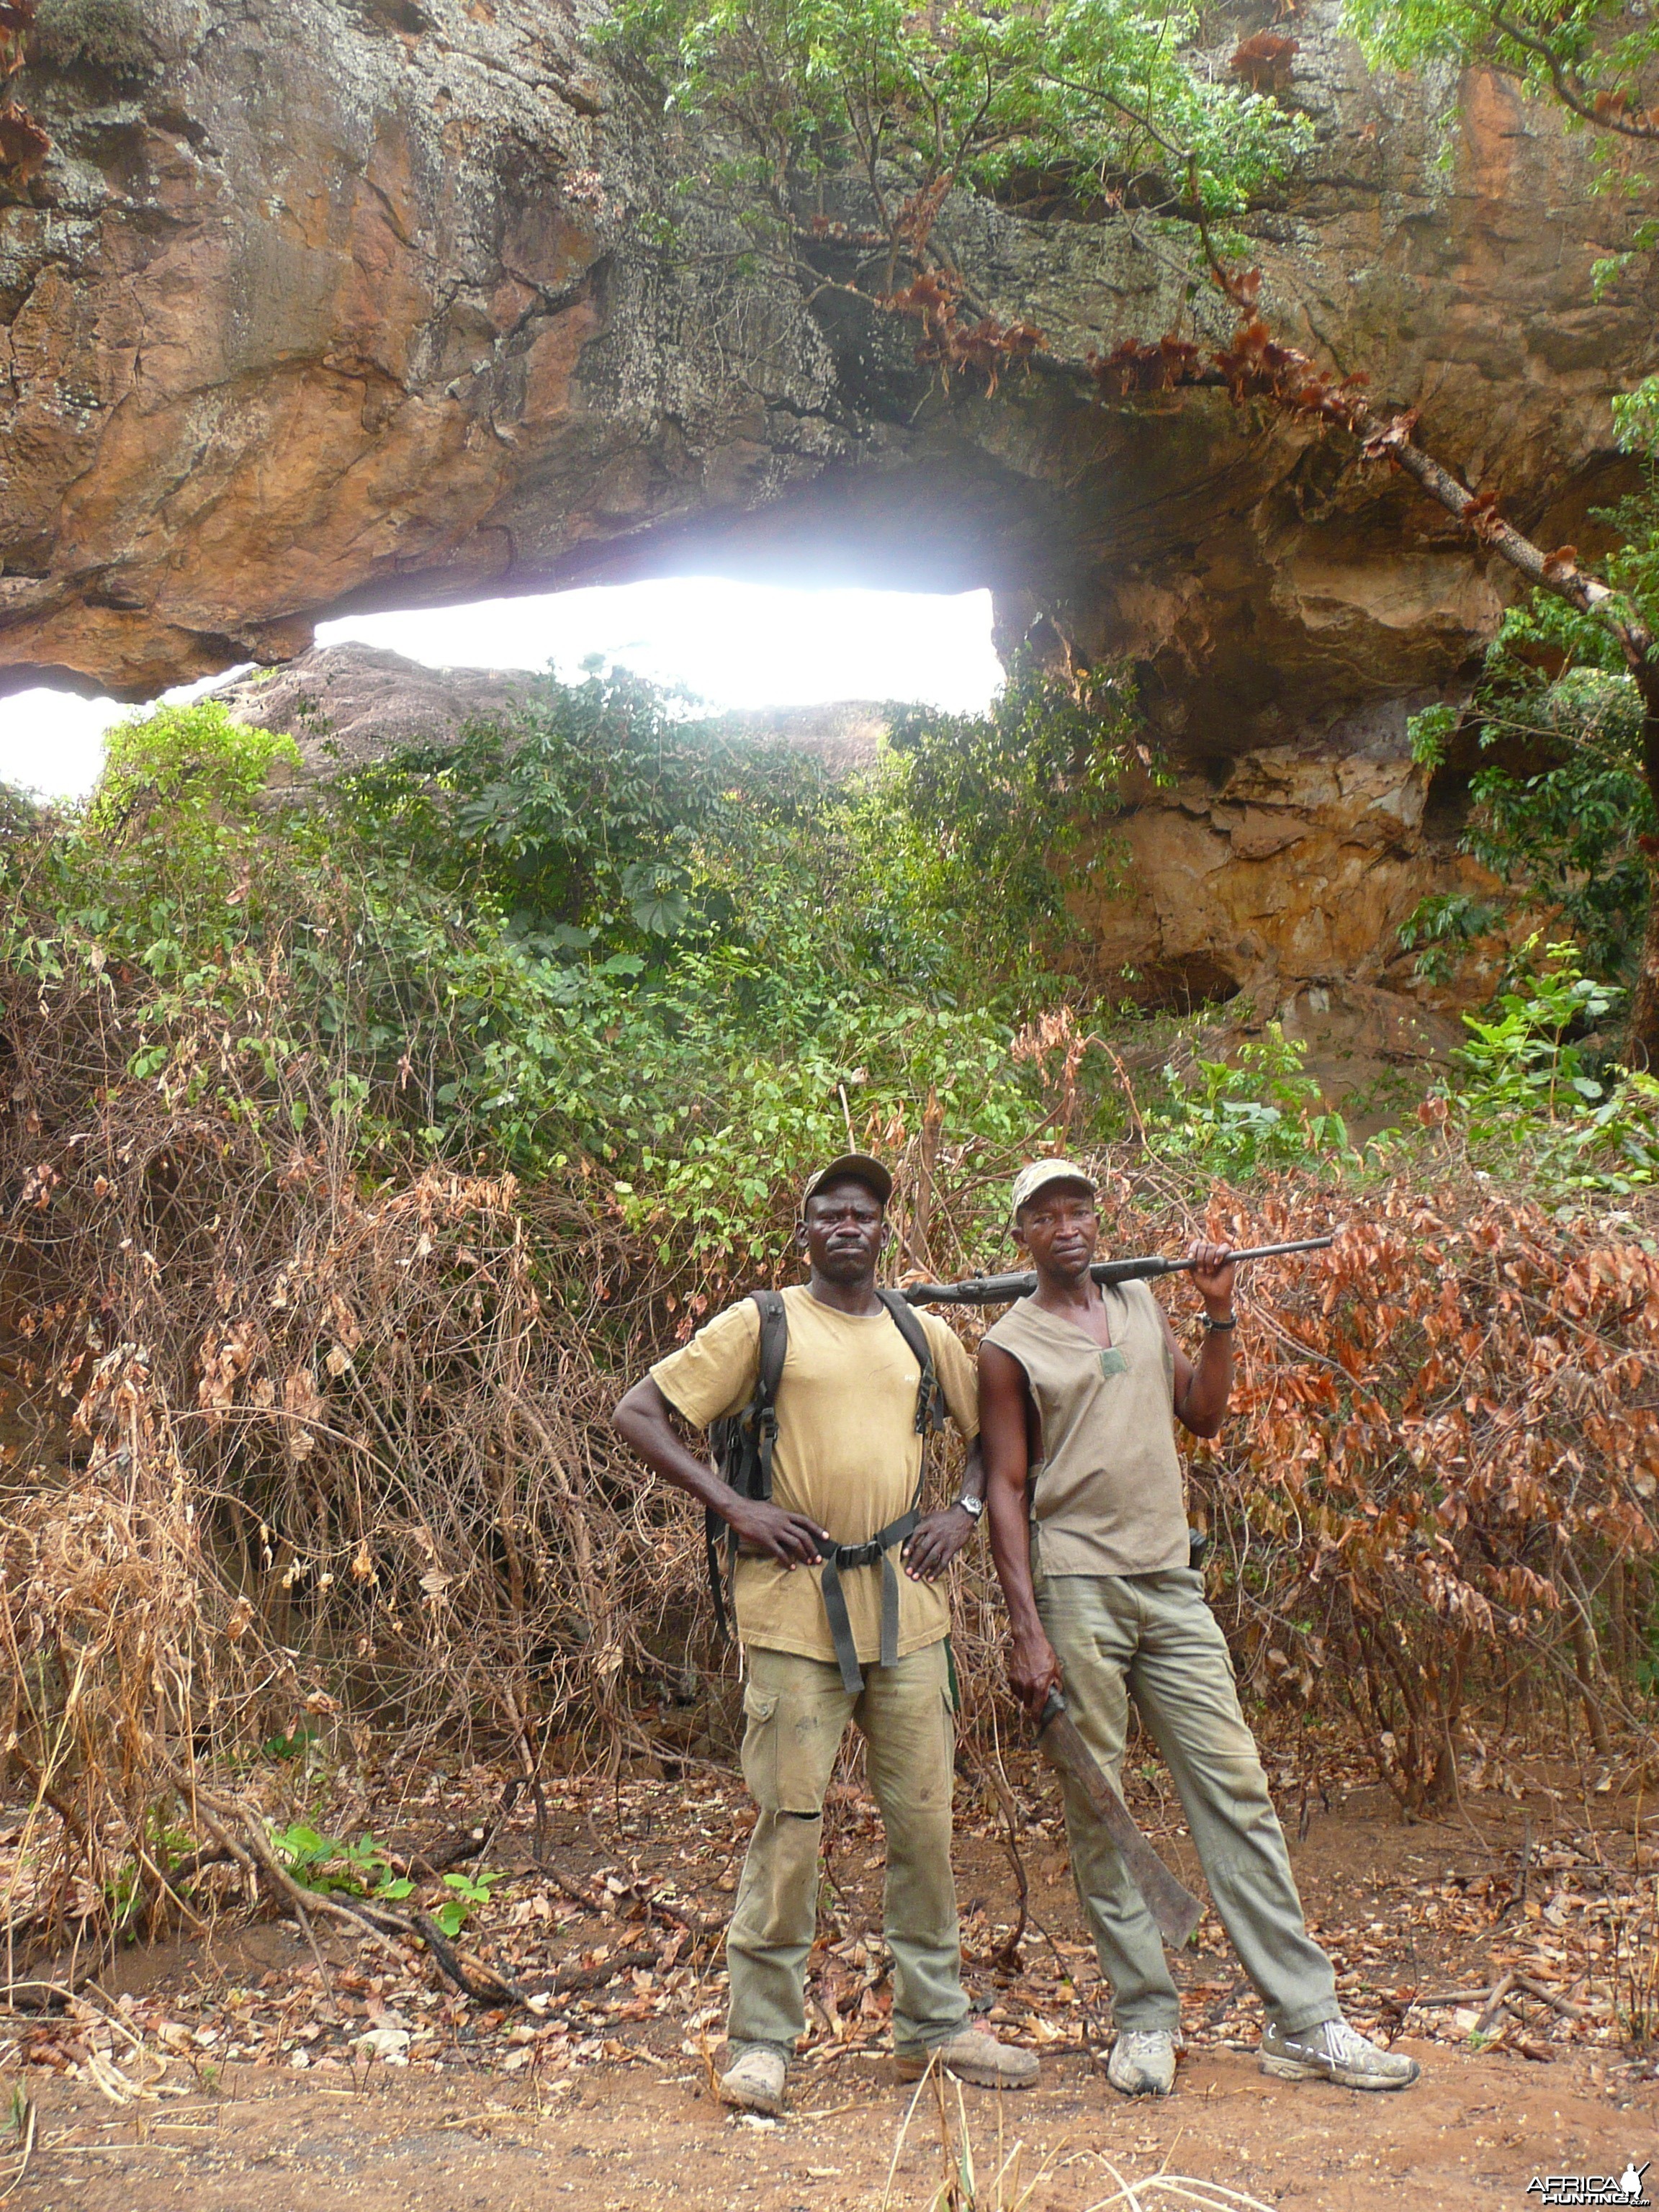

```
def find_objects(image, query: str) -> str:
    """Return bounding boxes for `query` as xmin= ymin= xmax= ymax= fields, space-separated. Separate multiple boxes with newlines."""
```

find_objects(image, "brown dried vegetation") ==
xmin=2 ymin=914 xmax=1658 ymax=2005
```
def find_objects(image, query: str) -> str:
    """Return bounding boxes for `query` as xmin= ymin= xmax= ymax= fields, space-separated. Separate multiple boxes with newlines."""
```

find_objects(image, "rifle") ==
xmin=896 ymin=1234 xmax=1335 ymax=1307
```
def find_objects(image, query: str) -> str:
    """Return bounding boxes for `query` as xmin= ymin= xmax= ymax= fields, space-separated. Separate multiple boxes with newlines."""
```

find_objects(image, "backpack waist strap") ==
xmin=817 ymin=1503 xmax=922 ymax=1695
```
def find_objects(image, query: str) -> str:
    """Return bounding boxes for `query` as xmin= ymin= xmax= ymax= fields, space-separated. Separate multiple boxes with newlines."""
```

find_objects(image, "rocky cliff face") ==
xmin=3 ymin=0 xmax=1651 ymax=711
xmin=1076 ymin=696 xmax=1510 ymax=1013
xmin=3 ymin=0 xmax=1653 ymax=1012
xmin=1 ymin=0 xmax=845 ymax=696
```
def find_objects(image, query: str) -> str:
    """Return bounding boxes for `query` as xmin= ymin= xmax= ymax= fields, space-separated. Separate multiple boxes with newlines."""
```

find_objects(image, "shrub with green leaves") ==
xmin=1400 ymin=375 xmax=1659 ymax=995
xmin=1442 ymin=941 xmax=1659 ymax=1190
xmin=1 ymin=662 xmax=1156 ymax=1249
xmin=615 ymin=0 xmax=1310 ymax=247
xmin=1146 ymin=1025 xmax=1360 ymax=1177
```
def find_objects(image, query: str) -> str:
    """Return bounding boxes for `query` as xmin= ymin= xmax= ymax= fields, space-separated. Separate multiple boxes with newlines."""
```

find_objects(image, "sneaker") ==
xmin=894 ymin=2026 xmax=1039 ymax=2089
xmin=1259 ymin=2016 xmax=1421 ymax=2091
xmin=1105 ymin=2028 xmax=1177 ymax=2097
xmin=718 ymin=2044 xmax=787 ymax=2114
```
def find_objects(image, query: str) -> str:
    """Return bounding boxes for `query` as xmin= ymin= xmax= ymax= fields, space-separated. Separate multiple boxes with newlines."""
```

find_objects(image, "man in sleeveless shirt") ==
xmin=980 ymin=1159 xmax=1419 ymax=2097
xmin=613 ymin=1154 xmax=1039 ymax=2115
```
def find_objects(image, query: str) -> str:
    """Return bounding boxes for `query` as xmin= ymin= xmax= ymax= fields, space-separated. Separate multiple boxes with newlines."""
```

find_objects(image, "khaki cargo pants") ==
xmin=1037 ymin=1567 xmax=1339 ymax=2038
xmin=726 ymin=1639 xmax=971 ymax=2061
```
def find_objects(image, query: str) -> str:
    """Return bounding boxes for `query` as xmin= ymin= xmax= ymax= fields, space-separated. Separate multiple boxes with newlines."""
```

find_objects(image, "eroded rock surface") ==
xmin=2 ymin=0 xmax=1653 ymax=724
xmin=2 ymin=0 xmax=1653 ymax=1007
xmin=215 ymin=645 xmax=539 ymax=769
xmin=1076 ymin=695 xmax=1511 ymax=1017
xmin=1 ymin=0 xmax=844 ymax=695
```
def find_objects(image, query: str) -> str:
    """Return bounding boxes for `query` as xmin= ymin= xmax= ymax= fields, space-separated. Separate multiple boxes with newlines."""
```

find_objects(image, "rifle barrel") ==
xmin=896 ymin=1233 xmax=1336 ymax=1308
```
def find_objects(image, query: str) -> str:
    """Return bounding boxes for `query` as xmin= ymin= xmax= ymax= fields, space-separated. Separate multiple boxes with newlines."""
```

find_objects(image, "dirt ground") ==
xmin=5 ymin=1739 xmax=1657 ymax=2211
xmin=13 ymin=2036 xmax=1658 ymax=2212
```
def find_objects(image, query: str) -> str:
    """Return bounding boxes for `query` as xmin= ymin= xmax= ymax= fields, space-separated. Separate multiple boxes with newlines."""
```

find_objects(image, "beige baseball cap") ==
xmin=800 ymin=1154 xmax=894 ymax=1211
xmin=1010 ymin=1157 xmax=1097 ymax=1221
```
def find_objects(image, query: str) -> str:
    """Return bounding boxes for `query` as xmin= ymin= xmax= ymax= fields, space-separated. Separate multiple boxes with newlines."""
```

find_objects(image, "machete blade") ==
xmin=1036 ymin=1693 xmax=1205 ymax=1952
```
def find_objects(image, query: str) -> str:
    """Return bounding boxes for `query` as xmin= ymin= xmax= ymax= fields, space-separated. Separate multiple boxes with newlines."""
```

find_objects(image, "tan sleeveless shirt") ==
xmin=983 ymin=1282 xmax=1188 ymax=1577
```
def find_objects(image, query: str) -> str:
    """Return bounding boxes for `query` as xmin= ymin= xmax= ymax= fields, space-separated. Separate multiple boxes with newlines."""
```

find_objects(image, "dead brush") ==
xmin=1 ymin=1344 xmax=271 ymax=1964
xmin=2 ymin=867 xmax=1658 ymax=1984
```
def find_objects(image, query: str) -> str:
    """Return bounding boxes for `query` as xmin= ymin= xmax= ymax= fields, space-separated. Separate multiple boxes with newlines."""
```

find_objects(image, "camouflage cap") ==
xmin=1010 ymin=1157 xmax=1097 ymax=1222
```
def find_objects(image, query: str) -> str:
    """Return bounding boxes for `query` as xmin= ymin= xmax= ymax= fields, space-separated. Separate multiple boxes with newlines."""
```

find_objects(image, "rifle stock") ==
xmin=896 ymin=1233 xmax=1335 ymax=1307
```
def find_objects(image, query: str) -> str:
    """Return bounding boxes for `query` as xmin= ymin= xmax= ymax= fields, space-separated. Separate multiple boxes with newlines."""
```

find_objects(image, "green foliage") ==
xmin=14 ymin=654 xmax=1652 ymax=1263
xmin=881 ymin=657 xmax=1143 ymax=970
xmin=261 ymin=1726 xmax=322 ymax=1763
xmin=337 ymin=673 xmax=809 ymax=961
xmin=92 ymin=702 xmax=301 ymax=836
xmin=1455 ymin=939 xmax=1622 ymax=1111
xmin=1406 ymin=701 xmax=1459 ymax=769
xmin=1444 ymin=940 xmax=1659 ymax=1189
xmin=1397 ymin=892 xmax=1503 ymax=984
xmin=1405 ymin=364 xmax=1659 ymax=990
xmin=613 ymin=0 xmax=1310 ymax=264
xmin=1146 ymin=1025 xmax=1360 ymax=1176
xmin=269 ymin=1822 xmax=415 ymax=1902
xmin=434 ymin=1867 xmax=500 ymax=1938
xmin=1427 ymin=597 xmax=1656 ymax=986
xmin=0 ymin=779 xmax=39 ymax=842
xmin=4 ymin=665 xmax=1164 ymax=1265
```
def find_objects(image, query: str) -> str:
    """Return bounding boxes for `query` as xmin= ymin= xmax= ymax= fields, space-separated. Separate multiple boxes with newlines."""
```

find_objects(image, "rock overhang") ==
xmin=0 ymin=0 xmax=1652 ymax=759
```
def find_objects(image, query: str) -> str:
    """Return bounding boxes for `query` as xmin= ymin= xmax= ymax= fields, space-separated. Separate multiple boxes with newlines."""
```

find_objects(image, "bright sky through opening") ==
xmin=0 ymin=580 xmax=1003 ymax=801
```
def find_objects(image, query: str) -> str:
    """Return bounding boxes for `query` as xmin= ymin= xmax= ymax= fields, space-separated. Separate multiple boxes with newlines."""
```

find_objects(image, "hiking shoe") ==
xmin=1105 ymin=2029 xmax=1177 ymax=2097
xmin=894 ymin=2026 xmax=1039 ymax=2090
xmin=1259 ymin=2017 xmax=1421 ymax=2091
xmin=718 ymin=2044 xmax=787 ymax=2114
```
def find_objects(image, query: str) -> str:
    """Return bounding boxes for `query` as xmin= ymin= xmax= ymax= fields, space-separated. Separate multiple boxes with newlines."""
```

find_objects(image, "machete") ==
xmin=1035 ymin=1688 xmax=1205 ymax=1951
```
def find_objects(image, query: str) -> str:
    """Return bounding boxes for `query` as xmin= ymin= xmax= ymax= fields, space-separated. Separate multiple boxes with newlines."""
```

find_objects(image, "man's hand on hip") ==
xmin=1009 ymin=1624 xmax=1064 ymax=1720
xmin=902 ymin=1504 xmax=975 ymax=1582
xmin=727 ymin=1497 xmax=830 ymax=1568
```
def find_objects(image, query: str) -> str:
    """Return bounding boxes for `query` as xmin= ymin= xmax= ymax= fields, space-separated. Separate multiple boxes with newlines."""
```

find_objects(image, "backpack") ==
xmin=705 ymin=1289 xmax=948 ymax=1686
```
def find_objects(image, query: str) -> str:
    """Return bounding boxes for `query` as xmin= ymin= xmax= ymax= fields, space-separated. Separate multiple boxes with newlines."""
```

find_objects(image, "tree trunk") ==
xmin=1627 ymin=688 xmax=1659 ymax=1070
xmin=1567 ymin=1606 xmax=1612 ymax=1758
xmin=1626 ymin=870 xmax=1659 ymax=1071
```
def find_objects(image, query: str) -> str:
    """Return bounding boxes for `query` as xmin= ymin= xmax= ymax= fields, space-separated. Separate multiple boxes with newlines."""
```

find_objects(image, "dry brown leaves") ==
xmin=3 ymin=1753 xmax=1653 ymax=2098
xmin=881 ymin=269 xmax=1044 ymax=394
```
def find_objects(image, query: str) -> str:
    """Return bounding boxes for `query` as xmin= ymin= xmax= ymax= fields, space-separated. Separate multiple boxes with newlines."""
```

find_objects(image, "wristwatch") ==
xmin=955 ymin=1493 xmax=986 ymax=1520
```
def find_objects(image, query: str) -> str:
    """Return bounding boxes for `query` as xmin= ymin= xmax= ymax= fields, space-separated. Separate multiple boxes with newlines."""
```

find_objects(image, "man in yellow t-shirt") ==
xmin=613 ymin=1154 xmax=1040 ymax=2116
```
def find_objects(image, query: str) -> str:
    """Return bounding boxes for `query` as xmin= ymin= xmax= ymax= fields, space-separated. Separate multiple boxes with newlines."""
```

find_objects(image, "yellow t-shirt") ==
xmin=650 ymin=1285 xmax=979 ymax=1664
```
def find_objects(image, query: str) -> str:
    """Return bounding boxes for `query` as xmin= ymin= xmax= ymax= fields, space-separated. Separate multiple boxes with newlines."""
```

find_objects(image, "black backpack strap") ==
xmin=876 ymin=1289 xmax=948 ymax=1437
xmin=705 ymin=1509 xmax=733 ymax=1644
xmin=751 ymin=1289 xmax=787 ymax=1495
xmin=705 ymin=1290 xmax=789 ymax=1643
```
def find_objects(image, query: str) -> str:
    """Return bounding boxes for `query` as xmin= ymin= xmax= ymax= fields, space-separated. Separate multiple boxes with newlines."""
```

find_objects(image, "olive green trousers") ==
xmin=1036 ymin=1567 xmax=1339 ymax=2038
xmin=726 ymin=1639 xmax=971 ymax=2061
